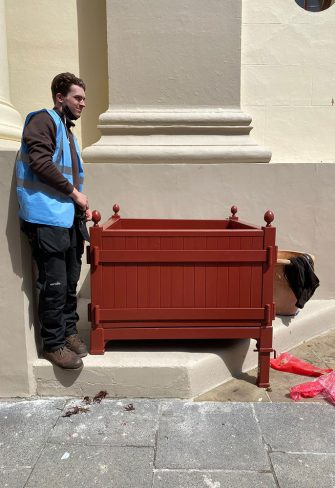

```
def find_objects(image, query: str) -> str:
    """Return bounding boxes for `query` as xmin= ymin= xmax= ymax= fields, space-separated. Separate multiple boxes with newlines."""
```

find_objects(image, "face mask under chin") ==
xmin=63 ymin=103 xmax=78 ymax=120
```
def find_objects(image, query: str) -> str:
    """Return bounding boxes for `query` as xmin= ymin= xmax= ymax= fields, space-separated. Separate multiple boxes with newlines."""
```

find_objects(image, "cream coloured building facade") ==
xmin=1 ymin=0 xmax=335 ymax=397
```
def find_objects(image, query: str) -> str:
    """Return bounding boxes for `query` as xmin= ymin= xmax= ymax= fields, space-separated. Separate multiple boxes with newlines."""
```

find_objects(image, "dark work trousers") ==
xmin=22 ymin=220 xmax=84 ymax=351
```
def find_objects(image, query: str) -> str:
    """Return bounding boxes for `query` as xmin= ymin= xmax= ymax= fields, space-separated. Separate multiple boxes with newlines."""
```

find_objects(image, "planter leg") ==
xmin=256 ymin=328 xmax=272 ymax=388
xmin=257 ymin=350 xmax=270 ymax=388
xmin=90 ymin=327 xmax=105 ymax=355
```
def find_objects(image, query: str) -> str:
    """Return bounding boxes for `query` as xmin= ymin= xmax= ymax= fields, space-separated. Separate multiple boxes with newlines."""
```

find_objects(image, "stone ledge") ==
xmin=33 ymin=299 xmax=335 ymax=398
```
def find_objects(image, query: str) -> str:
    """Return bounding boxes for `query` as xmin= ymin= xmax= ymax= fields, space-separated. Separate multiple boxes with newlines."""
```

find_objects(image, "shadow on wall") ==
xmin=76 ymin=0 xmax=109 ymax=149
xmin=6 ymin=163 xmax=42 ymax=354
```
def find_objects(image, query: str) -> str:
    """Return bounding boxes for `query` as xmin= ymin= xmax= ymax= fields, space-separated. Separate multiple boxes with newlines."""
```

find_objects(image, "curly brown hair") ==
xmin=51 ymin=72 xmax=86 ymax=102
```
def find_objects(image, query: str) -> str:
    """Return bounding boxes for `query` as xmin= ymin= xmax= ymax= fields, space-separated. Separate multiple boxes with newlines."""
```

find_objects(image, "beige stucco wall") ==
xmin=242 ymin=0 xmax=335 ymax=163
xmin=5 ymin=0 xmax=335 ymax=162
xmin=5 ymin=0 xmax=108 ymax=149
xmin=5 ymin=0 xmax=83 ymax=144
xmin=1 ymin=0 xmax=335 ymax=397
xmin=76 ymin=0 xmax=108 ymax=148
xmin=0 ymin=150 xmax=38 ymax=396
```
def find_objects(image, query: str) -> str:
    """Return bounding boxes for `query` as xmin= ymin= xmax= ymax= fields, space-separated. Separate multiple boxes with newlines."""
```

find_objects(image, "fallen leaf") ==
xmin=124 ymin=403 xmax=135 ymax=411
xmin=62 ymin=406 xmax=90 ymax=417
xmin=93 ymin=391 xmax=108 ymax=403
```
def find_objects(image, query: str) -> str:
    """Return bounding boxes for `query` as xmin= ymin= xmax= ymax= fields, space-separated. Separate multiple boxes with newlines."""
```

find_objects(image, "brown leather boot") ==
xmin=65 ymin=334 xmax=88 ymax=358
xmin=43 ymin=346 xmax=83 ymax=369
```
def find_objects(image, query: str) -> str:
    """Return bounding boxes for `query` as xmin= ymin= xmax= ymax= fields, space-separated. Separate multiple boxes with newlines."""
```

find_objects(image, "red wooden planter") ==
xmin=87 ymin=205 xmax=277 ymax=387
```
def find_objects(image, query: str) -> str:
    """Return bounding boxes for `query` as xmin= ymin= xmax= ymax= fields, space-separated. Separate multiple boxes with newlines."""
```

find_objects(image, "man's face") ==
xmin=59 ymin=84 xmax=86 ymax=119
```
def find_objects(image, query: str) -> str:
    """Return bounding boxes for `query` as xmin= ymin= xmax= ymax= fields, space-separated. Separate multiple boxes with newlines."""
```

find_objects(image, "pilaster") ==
xmin=83 ymin=0 xmax=271 ymax=164
xmin=0 ymin=0 xmax=22 ymax=148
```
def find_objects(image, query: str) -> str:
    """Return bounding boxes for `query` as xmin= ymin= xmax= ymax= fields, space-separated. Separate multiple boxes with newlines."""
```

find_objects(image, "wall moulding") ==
xmin=83 ymin=107 xmax=271 ymax=164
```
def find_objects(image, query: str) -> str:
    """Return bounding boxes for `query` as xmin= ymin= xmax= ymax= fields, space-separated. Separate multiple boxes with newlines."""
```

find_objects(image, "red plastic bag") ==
xmin=318 ymin=371 xmax=335 ymax=404
xmin=290 ymin=379 xmax=324 ymax=401
xmin=270 ymin=352 xmax=333 ymax=377
xmin=290 ymin=371 xmax=335 ymax=404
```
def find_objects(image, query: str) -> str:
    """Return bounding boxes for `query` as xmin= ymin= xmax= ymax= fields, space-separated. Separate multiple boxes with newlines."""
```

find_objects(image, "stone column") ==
xmin=83 ymin=0 xmax=270 ymax=163
xmin=0 ymin=0 xmax=22 ymax=147
xmin=0 ymin=0 xmax=35 ymax=397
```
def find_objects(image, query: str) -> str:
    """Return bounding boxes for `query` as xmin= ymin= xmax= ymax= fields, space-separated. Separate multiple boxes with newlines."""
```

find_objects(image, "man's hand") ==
xmin=70 ymin=188 xmax=88 ymax=210
xmin=85 ymin=208 xmax=93 ymax=221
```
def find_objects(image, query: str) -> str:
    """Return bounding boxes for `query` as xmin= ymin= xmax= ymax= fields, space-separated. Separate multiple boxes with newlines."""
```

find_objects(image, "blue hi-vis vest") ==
xmin=16 ymin=109 xmax=84 ymax=228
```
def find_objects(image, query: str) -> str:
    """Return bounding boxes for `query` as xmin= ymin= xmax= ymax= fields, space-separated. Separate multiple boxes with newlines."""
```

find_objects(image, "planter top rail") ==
xmin=90 ymin=205 xmax=275 ymax=236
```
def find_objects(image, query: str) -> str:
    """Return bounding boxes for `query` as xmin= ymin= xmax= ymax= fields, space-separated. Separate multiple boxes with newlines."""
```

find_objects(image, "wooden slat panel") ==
xmin=98 ymin=249 xmax=267 ymax=263
xmin=125 ymin=237 xmax=138 ymax=308
xmin=160 ymin=237 xmax=173 ymax=308
xmin=193 ymin=237 xmax=207 ymax=308
xmin=171 ymin=238 xmax=184 ymax=307
xmin=216 ymin=237 xmax=229 ymax=307
xmin=205 ymin=237 xmax=218 ymax=307
xmin=103 ymin=236 xmax=125 ymax=250
xmin=251 ymin=237 xmax=263 ymax=307
xmin=183 ymin=263 xmax=195 ymax=308
xmin=112 ymin=237 xmax=127 ymax=308
xmin=149 ymin=263 xmax=161 ymax=307
xmin=137 ymin=237 xmax=150 ymax=308
xmin=114 ymin=265 xmax=127 ymax=308
xmin=148 ymin=237 xmax=161 ymax=307
xmin=228 ymin=237 xmax=241 ymax=307
xmin=101 ymin=264 xmax=115 ymax=309
xmin=239 ymin=236 xmax=252 ymax=308
xmin=182 ymin=237 xmax=196 ymax=307
xmin=99 ymin=307 xmax=265 ymax=321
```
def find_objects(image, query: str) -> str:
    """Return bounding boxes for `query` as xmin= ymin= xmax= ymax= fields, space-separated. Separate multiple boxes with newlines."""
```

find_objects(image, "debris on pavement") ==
xmin=62 ymin=405 xmax=90 ymax=417
xmin=124 ymin=403 xmax=135 ymax=411
xmin=290 ymin=371 xmax=335 ymax=405
xmin=270 ymin=352 xmax=333 ymax=377
xmin=62 ymin=391 xmax=109 ymax=417
xmin=93 ymin=390 xmax=108 ymax=403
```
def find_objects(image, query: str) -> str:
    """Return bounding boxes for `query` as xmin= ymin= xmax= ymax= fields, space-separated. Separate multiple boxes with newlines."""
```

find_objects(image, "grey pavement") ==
xmin=1 ymin=398 xmax=335 ymax=487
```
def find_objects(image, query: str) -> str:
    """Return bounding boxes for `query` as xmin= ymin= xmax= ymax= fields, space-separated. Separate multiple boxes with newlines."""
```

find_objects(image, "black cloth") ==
xmin=22 ymin=220 xmax=84 ymax=351
xmin=284 ymin=254 xmax=320 ymax=309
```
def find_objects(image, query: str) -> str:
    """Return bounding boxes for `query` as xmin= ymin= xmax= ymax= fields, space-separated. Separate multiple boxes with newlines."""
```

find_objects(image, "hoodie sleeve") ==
xmin=23 ymin=111 xmax=74 ymax=196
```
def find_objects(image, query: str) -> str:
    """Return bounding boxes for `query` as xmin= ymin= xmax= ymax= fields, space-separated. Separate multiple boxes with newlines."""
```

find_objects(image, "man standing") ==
xmin=16 ymin=72 xmax=91 ymax=369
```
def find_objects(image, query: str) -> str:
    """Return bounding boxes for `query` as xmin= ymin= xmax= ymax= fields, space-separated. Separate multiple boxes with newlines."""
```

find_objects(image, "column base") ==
xmin=83 ymin=108 xmax=271 ymax=164
xmin=0 ymin=97 xmax=22 ymax=145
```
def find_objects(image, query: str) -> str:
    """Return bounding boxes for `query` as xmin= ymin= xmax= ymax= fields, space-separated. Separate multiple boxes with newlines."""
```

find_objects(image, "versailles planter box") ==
xmin=87 ymin=205 xmax=277 ymax=387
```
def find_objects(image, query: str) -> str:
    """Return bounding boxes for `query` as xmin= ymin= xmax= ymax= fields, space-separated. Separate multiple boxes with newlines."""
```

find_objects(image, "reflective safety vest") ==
xmin=16 ymin=109 xmax=84 ymax=228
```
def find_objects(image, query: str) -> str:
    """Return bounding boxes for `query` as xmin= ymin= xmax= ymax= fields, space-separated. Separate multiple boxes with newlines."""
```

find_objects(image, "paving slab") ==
xmin=264 ymin=369 xmax=325 ymax=403
xmin=155 ymin=402 xmax=269 ymax=470
xmin=24 ymin=443 xmax=154 ymax=488
xmin=49 ymin=399 xmax=160 ymax=447
xmin=0 ymin=399 xmax=65 ymax=468
xmin=152 ymin=470 xmax=278 ymax=487
xmin=270 ymin=452 xmax=335 ymax=488
xmin=0 ymin=467 xmax=32 ymax=488
xmin=254 ymin=403 xmax=335 ymax=453
xmin=307 ymin=328 xmax=335 ymax=370
xmin=195 ymin=372 xmax=270 ymax=403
